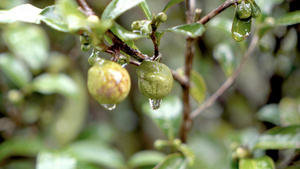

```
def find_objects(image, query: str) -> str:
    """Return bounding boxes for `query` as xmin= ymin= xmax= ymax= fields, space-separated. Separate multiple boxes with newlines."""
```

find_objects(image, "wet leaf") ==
xmin=101 ymin=0 xmax=144 ymax=20
xmin=32 ymin=73 xmax=78 ymax=98
xmin=66 ymin=140 xmax=125 ymax=168
xmin=231 ymin=9 xmax=252 ymax=42
xmin=275 ymin=10 xmax=300 ymax=26
xmin=239 ymin=156 xmax=275 ymax=169
xmin=254 ymin=126 xmax=300 ymax=149
xmin=213 ymin=43 xmax=236 ymax=77
xmin=39 ymin=5 xmax=68 ymax=32
xmin=142 ymin=96 xmax=182 ymax=140
xmin=139 ymin=1 xmax=152 ymax=20
xmin=256 ymin=104 xmax=280 ymax=125
xmin=0 ymin=53 xmax=32 ymax=88
xmin=154 ymin=153 xmax=188 ymax=169
xmin=110 ymin=22 xmax=148 ymax=41
xmin=279 ymin=97 xmax=300 ymax=126
xmin=36 ymin=151 xmax=77 ymax=169
xmin=2 ymin=24 xmax=49 ymax=72
xmin=166 ymin=23 xmax=205 ymax=38
xmin=163 ymin=0 xmax=184 ymax=12
xmin=0 ymin=4 xmax=42 ymax=24
xmin=128 ymin=150 xmax=165 ymax=168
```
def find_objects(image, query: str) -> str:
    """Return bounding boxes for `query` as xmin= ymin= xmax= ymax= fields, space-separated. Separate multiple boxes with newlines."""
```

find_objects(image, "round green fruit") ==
xmin=87 ymin=59 xmax=131 ymax=105
xmin=136 ymin=60 xmax=173 ymax=99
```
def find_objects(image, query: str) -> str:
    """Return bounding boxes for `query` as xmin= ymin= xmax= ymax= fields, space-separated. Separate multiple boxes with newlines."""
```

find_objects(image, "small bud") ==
xmin=131 ymin=21 xmax=142 ymax=30
xmin=156 ymin=12 xmax=167 ymax=22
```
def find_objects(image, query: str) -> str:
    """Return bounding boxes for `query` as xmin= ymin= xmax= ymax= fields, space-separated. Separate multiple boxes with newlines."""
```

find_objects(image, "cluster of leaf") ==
xmin=0 ymin=0 xmax=300 ymax=168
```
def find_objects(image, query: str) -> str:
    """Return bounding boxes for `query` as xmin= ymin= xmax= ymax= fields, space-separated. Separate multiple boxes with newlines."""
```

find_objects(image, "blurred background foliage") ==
xmin=0 ymin=0 xmax=300 ymax=168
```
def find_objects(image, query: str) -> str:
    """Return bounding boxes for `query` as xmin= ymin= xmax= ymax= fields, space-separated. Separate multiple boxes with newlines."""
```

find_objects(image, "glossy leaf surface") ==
xmin=163 ymin=0 xmax=184 ymax=12
xmin=239 ymin=156 xmax=275 ymax=169
xmin=254 ymin=126 xmax=300 ymax=149
xmin=256 ymin=104 xmax=280 ymax=125
xmin=101 ymin=0 xmax=144 ymax=20
xmin=0 ymin=4 xmax=42 ymax=24
xmin=39 ymin=5 xmax=68 ymax=32
xmin=139 ymin=1 xmax=152 ymax=20
xmin=275 ymin=10 xmax=300 ymax=26
xmin=166 ymin=23 xmax=205 ymax=38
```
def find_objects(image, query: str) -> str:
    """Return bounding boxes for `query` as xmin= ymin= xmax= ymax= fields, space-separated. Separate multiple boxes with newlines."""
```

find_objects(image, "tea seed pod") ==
xmin=87 ymin=59 xmax=131 ymax=105
xmin=136 ymin=60 xmax=173 ymax=99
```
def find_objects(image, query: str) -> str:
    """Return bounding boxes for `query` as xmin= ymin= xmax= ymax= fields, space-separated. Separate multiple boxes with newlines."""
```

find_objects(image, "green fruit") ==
xmin=237 ymin=1 xmax=252 ymax=20
xmin=232 ymin=6 xmax=252 ymax=42
xmin=87 ymin=59 xmax=131 ymax=105
xmin=136 ymin=60 xmax=173 ymax=99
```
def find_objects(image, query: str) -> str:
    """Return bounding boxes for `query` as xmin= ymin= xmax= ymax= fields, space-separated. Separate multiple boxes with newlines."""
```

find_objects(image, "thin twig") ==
xmin=75 ymin=0 xmax=95 ymax=16
xmin=198 ymin=0 xmax=239 ymax=24
xmin=190 ymin=35 xmax=259 ymax=119
xmin=179 ymin=0 xmax=195 ymax=143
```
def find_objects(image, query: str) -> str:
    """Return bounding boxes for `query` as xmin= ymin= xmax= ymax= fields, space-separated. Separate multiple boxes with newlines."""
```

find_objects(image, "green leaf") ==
xmin=275 ymin=10 xmax=300 ymax=26
xmin=177 ymin=68 xmax=207 ymax=104
xmin=139 ymin=1 xmax=152 ymax=20
xmin=166 ymin=23 xmax=205 ymax=38
xmin=213 ymin=43 xmax=236 ymax=77
xmin=36 ymin=151 xmax=77 ymax=169
xmin=254 ymin=126 xmax=300 ymax=149
xmin=101 ymin=0 xmax=144 ymax=20
xmin=2 ymin=24 xmax=49 ymax=72
xmin=256 ymin=104 xmax=280 ymax=125
xmin=39 ymin=5 xmax=68 ymax=32
xmin=128 ymin=150 xmax=165 ymax=168
xmin=0 ymin=53 xmax=32 ymax=88
xmin=163 ymin=0 xmax=185 ymax=12
xmin=32 ymin=73 xmax=78 ymax=98
xmin=142 ymin=96 xmax=182 ymax=140
xmin=239 ymin=156 xmax=275 ymax=169
xmin=66 ymin=140 xmax=125 ymax=168
xmin=0 ymin=4 xmax=42 ymax=24
xmin=50 ymin=71 xmax=87 ymax=145
xmin=279 ymin=97 xmax=300 ymax=126
xmin=231 ymin=9 xmax=252 ymax=42
xmin=154 ymin=153 xmax=188 ymax=169
xmin=0 ymin=137 xmax=44 ymax=161
xmin=110 ymin=22 xmax=148 ymax=41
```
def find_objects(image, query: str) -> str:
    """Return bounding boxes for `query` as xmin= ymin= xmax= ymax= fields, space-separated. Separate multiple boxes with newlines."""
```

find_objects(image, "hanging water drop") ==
xmin=101 ymin=104 xmax=117 ymax=110
xmin=121 ymin=63 xmax=128 ymax=68
xmin=149 ymin=98 xmax=162 ymax=110
xmin=88 ymin=49 xmax=100 ymax=66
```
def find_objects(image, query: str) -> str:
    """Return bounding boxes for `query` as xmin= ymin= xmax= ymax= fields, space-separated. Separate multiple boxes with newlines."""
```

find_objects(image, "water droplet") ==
xmin=149 ymin=99 xmax=162 ymax=110
xmin=101 ymin=104 xmax=117 ymax=110
xmin=121 ymin=63 xmax=128 ymax=68
xmin=88 ymin=49 xmax=101 ymax=66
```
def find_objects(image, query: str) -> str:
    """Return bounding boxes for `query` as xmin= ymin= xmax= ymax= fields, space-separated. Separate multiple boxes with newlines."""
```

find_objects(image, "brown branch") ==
xmin=190 ymin=35 xmax=259 ymax=119
xmin=75 ymin=0 xmax=95 ymax=16
xmin=198 ymin=0 xmax=239 ymax=24
xmin=179 ymin=0 xmax=196 ymax=143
